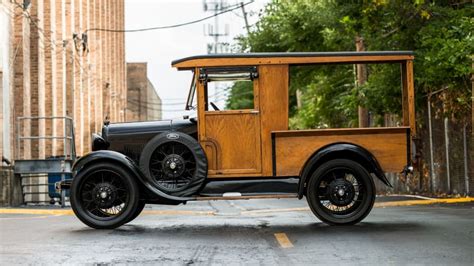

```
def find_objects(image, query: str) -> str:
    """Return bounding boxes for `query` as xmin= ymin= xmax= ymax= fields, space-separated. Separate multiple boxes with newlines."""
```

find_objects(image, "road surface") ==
xmin=1 ymin=197 xmax=473 ymax=265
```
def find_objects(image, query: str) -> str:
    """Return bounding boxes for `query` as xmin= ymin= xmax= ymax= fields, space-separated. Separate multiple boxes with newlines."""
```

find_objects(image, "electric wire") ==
xmin=84 ymin=1 xmax=253 ymax=33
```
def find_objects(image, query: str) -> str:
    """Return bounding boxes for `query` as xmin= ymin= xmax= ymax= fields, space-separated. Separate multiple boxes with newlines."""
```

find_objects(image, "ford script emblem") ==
xmin=166 ymin=133 xmax=179 ymax=140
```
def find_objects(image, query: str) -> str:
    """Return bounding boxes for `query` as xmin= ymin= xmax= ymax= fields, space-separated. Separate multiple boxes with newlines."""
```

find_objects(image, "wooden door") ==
xmin=203 ymin=111 xmax=262 ymax=176
xmin=196 ymin=71 xmax=262 ymax=178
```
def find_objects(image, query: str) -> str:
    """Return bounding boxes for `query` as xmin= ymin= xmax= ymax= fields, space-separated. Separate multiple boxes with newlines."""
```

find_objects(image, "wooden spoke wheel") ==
xmin=307 ymin=159 xmax=375 ymax=225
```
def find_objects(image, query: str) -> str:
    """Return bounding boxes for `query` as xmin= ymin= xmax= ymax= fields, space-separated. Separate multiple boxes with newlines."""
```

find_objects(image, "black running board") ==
xmin=193 ymin=193 xmax=298 ymax=201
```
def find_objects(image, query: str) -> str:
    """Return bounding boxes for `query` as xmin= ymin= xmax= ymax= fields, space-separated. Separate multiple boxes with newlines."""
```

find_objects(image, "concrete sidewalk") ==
xmin=1 ymin=195 xmax=473 ymax=216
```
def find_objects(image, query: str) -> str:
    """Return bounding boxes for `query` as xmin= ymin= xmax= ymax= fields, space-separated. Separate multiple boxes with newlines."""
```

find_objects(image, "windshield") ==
xmin=185 ymin=71 xmax=196 ymax=110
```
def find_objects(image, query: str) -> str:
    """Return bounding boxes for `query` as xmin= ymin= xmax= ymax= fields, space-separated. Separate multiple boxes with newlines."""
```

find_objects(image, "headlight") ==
xmin=91 ymin=133 xmax=109 ymax=151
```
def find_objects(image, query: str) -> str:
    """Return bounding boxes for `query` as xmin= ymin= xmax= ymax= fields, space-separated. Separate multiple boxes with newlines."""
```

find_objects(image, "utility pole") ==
xmin=355 ymin=35 xmax=369 ymax=128
xmin=240 ymin=2 xmax=250 ymax=35
xmin=203 ymin=0 xmax=230 ymax=105
xmin=203 ymin=0 xmax=229 ymax=54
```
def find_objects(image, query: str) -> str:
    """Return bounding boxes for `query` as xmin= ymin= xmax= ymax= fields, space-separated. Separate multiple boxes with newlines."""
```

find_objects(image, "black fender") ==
xmin=72 ymin=150 xmax=194 ymax=203
xmin=298 ymin=143 xmax=392 ymax=199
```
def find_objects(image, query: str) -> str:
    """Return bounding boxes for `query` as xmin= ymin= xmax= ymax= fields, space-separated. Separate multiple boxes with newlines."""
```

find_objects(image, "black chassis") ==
xmin=71 ymin=115 xmax=392 ymax=205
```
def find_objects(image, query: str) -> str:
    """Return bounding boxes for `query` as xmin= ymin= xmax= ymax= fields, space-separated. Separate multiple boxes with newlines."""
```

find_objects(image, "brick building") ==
xmin=1 ymin=0 xmax=126 ymax=162
xmin=126 ymin=62 xmax=162 ymax=122
xmin=1 ymin=0 xmax=126 ymax=205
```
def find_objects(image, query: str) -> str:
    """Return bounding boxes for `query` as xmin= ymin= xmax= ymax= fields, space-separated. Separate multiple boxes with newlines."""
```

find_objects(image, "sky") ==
xmin=125 ymin=0 xmax=269 ymax=119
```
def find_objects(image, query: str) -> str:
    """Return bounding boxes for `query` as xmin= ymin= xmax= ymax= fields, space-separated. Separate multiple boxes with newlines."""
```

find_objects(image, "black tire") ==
xmin=70 ymin=162 xmax=140 ymax=229
xmin=139 ymin=131 xmax=207 ymax=197
xmin=306 ymin=159 xmax=375 ymax=225
xmin=126 ymin=200 xmax=146 ymax=224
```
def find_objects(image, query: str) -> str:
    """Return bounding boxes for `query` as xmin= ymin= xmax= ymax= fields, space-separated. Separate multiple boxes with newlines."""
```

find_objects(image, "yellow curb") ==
xmin=241 ymin=197 xmax=474 ymax=215
xmin=0 ymin=209 xmax=74 ymax=215
xmin=0 ymin=197 xmax=472 ymax=216
xmin=374 ymin=197 xmax=474 ymax=208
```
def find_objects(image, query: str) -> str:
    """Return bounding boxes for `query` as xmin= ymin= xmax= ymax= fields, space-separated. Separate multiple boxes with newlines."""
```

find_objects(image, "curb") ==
xmin=0 ymin=197 xmax=472 ymax=216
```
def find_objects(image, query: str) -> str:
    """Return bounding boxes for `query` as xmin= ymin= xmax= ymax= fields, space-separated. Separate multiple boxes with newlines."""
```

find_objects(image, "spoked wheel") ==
xmin=139 ymin=132 xmax=208 ymax=197
xmin=70 ymin=162 xmax=139 ymax=229
xmin=149 ymin=141 xmax=196 ymax=192
xmin=126 ymin=200 xmax=146 ymax=224
xmin=307 ymin=159 xmax=375 ymax=225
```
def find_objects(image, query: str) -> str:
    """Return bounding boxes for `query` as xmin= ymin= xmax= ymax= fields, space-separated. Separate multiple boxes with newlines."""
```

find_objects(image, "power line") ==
xmin=84 ymin=1 xmax=253 ymax=33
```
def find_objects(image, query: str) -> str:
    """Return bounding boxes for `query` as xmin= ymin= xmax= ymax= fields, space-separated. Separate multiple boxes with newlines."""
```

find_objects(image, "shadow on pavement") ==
xmin=70 ymin=220 xmax=425 ymax=237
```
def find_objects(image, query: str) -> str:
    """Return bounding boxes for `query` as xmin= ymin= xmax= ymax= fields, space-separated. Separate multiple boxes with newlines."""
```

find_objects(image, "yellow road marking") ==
xmin=274 ymin=233 xmax=294 ymax=248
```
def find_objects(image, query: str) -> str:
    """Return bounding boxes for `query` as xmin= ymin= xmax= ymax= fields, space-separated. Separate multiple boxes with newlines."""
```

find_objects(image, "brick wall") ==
xmin=9 ymin=0 xmax=126 ymax=158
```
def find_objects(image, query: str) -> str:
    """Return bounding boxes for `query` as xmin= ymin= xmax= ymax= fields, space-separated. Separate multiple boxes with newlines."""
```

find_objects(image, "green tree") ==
xmin=227 ymin=0 xmax=473 ymax=128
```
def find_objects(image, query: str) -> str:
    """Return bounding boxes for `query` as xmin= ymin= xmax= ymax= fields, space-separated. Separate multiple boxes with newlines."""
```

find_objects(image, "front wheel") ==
xmin=70 ymin=162 xmax=140 ymax=229
xmin=306 ymin=159 xmax=375 ymax=225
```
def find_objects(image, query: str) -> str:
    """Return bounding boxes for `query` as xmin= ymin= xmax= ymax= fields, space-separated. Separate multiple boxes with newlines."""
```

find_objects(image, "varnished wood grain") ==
xmin=258 ymin=65 xmax=289 ymax=176
xmin=204 ymin=111 xmax=262 ymax=175
xmin=173 ymin=55 xmax=414 ymax=69
xmin=274 ymin=127 xmax=409 ymax=176
xmin=401 ymin=61 xmax=416 ymax=136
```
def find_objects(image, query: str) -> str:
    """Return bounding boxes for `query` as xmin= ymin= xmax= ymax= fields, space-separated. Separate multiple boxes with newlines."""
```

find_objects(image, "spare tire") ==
xmin=139 ymin=131 xmax=207 ymax=197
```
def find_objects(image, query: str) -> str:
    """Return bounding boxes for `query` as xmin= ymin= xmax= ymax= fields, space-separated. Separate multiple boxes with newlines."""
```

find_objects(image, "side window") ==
xmin=200 ymin=67 xmax=258 ymax=111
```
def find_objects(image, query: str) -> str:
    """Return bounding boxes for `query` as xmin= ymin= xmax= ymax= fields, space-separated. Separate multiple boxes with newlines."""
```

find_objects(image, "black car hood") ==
xmin=106 ymin=120 xmax=172 ymax=136
xmin=104 ymin=119 xmax=197 ymax=138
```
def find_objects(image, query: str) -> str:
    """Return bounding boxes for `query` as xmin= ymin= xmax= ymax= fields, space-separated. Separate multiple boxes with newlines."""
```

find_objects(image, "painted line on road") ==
xmin=274 ymin=233 xmax=294 ymax=248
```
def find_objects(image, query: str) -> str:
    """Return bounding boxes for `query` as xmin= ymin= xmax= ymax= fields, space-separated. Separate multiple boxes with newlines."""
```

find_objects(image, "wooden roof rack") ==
xmin=172 ymin=51 xmax=414 ymax=69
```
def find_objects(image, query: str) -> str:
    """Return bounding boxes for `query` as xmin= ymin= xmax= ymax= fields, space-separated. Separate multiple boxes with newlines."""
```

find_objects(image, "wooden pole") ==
xmin=355 ymin=35 xmax=369 ymax=127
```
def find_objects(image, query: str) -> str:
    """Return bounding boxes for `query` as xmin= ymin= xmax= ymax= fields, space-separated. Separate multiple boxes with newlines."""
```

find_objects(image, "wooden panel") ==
xmin=258 ymin=65 xmax=289 ymax=176
xmin=401 ymin=61 xmax=416 ymax=137
xmin=274 ymin=127 xmax=409 ymax=176
xmin=173 ymin=55 xmax=414 ymax=69
xmin=204 ymin=112 xmax=262 ymax=175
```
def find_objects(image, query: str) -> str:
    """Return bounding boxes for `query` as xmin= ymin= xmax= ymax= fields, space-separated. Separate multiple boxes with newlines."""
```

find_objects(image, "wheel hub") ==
xmin=92 ymin=183 xmax=117 ymax=209
xmin=162 ymin=154 xmax=186 ymax=178
xmin=328 ymin=178 xmax=355 ymax=206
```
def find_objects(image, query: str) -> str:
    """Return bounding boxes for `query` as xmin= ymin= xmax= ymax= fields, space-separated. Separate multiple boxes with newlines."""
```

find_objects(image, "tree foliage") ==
xmin=227 ymin=0 xmax=473 ymax=128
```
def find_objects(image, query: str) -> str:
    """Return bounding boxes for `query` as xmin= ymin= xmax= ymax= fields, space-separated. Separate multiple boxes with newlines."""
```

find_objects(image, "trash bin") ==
xmin=48 ymin=173 xmax=72 ymax=199
xmin=46 ymin=156 xmax=73 ymax=201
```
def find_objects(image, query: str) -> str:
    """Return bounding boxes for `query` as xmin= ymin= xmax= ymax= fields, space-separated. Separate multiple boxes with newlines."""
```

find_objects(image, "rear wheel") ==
xmin=306 ymin=159 xmax=375 ymax=225
xmin=70 ymin=162 xmax=140 ymax=229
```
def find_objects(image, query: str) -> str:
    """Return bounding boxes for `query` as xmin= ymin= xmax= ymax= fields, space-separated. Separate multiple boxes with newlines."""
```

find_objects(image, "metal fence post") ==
xmin=463 ymin=123 xmax=470 ymax=195
xmin=428 ymin=96 xmax=436 ymax=192
xmin=444 ymin=117 xmax=450 ymax=193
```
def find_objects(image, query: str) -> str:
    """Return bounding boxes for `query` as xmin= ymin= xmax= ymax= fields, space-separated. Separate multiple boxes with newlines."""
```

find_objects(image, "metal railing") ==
xmin=16 ymin=116 xmax=76 ymax=160
xmin=14 ymin=116 xmax=76 ymax=206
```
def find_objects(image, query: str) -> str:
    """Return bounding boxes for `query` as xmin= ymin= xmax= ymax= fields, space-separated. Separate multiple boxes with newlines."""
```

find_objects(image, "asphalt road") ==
xmin=1 ymin=198 xmax=473 ymax=265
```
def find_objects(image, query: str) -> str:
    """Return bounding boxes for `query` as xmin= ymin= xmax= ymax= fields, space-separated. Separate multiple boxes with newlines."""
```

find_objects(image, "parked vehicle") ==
xmin=65 ymin=51 xmax=416 ymax=229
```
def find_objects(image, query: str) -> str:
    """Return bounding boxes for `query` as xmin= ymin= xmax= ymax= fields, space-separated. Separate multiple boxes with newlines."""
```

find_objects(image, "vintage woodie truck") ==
xmin=67 ymin=51 xmax=415 ymax=229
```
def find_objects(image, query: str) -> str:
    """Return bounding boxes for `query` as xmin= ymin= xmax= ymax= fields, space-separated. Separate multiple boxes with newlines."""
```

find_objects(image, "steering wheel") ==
xmin=210 ymin=102 xmax=220 ymax=111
